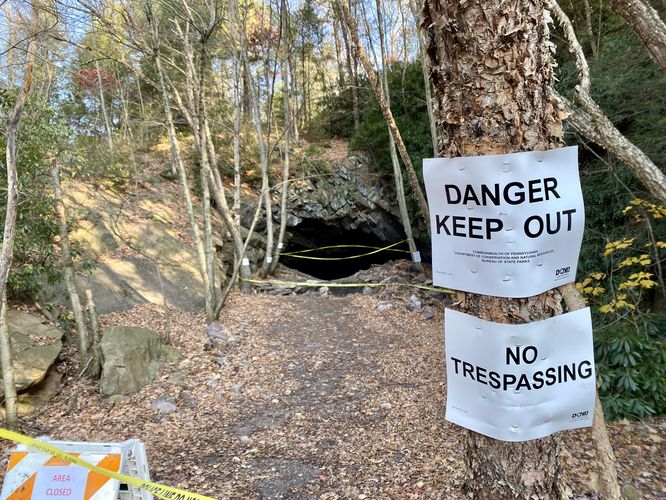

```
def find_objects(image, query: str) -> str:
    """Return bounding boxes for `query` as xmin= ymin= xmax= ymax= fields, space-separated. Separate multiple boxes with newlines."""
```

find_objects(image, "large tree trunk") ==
xmin=420 ymin=1 xmax=566 ymax=497
xmin=609 ymin=0 xmax=666 ymax=72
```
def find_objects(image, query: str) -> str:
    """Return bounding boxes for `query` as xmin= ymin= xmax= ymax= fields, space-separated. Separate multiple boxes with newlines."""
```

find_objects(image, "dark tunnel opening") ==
xmin=281 ymin=218 xmax=413 ymax=280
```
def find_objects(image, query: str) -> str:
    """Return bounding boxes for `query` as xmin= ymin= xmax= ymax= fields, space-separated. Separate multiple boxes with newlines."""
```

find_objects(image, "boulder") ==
xmin=100 ymin=326 xmax=181 ymax=397
xmin=1 ymin=310 xmax=64 ymax=396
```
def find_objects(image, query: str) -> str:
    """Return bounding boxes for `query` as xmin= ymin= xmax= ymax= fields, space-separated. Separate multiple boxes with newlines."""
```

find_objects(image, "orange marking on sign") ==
xmin=84 ymin=454 xmax=121 ymax=499
xmin=45 ymin=453 xmax=80 ymax=467
xmin=5 ymin=453 xmax=82 ymax=499
xmin=6 ymin=452 xmax=28 ymax=473
xmin=5 ymin=474 xmax=35 ymax=500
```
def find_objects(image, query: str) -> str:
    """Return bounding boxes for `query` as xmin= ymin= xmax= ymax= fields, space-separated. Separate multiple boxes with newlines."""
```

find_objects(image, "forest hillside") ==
xmin=0 ymin=0 xmax=664 ymax=498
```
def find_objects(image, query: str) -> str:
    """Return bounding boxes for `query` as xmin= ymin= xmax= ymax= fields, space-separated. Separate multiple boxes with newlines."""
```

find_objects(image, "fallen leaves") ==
xmin=0 ymin=265 xmax=663 ymax=498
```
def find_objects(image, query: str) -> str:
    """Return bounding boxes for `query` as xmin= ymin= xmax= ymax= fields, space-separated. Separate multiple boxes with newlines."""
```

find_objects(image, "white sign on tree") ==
xmin=444 ymin=307 xmax=596 ymax=442
xmin=424 ymin=146 xmax=584 ymax=297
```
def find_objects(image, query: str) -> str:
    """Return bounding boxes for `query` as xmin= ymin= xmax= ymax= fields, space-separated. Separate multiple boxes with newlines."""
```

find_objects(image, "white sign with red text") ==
xmin=424 ymin=146 xmax=584 ymax=297
xmin=33 ymin=465 xmax=87 ymax=500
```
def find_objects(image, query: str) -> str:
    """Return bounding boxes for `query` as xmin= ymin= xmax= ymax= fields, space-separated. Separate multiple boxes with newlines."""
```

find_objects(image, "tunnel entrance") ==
xmin=281 ymin=218 xmax=411 ymax=280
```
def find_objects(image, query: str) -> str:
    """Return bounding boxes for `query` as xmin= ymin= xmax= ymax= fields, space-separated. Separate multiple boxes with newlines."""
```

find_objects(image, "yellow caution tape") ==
xmin=281 ymin=240 xmax=410 ymax=260
xmin=242 ymin=278 xmax=453 ymax=294
xmin=0 ymin=428 xmax=219 ymax=500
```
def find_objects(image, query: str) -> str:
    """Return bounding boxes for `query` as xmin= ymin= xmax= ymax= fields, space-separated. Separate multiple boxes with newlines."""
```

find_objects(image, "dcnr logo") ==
xmin=571 ymin=411 xmax=589 ymax=419
xmin=555 ymin=267 xmax=571 ymax=276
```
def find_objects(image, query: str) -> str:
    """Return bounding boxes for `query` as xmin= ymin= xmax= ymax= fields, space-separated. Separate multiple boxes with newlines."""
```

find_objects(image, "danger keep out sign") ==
xmin=444 ymin=307 xmax=596 ymax=442
xmin=424 ymin=146 xmax=584 ymax=297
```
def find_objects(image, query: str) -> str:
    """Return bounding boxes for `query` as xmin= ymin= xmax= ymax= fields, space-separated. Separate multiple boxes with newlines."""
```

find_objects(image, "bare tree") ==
xmin=409 ymin=1 xmax=438 ymax=156
xmin=0 ymin=1 xmax=38 ymax=428
xmin=334 ymin=1 xmax=360 ymax=133
xmin=374 ymin=0 xmax=423 ymax=272
xmin=51 ymin=159 xmax=91 ymax=372
xmin=609 ymin=0 xmax=666 ymax=72
xmin=269 ymin=0 xmax=293 ymax=275
xmin=145 ymin=2 xmax=214 ymax=318
xmin=582 ymin=0 xmax=599 ymax=58
xmin=547 ymin=0 xmax=666 ymax=204
xmin=337 ymin=0 xmax=430 ymax=232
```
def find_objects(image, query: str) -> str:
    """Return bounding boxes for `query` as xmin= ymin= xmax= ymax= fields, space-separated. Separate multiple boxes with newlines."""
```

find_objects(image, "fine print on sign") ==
xmin=424 ymin=146 xmax=584 ymax=297
xmin=33 ymin=465 xmax=88 ymax=499
xmin=444 ymin=307 xmax=596 ymax=442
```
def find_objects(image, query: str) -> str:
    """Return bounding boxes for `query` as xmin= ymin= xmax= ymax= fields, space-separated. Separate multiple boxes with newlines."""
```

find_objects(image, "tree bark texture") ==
xmin=609 ymin=0 xmax=666 ymax=73
xmin=0 ymin=292 xmax=17 ymax=427
xmin=420 ymin=1 xmax=566 ymax=497
xmin=84 ymin=289 xmax=103 ymax=379
xmin=555 ymin=91 xmax=666 ymax=203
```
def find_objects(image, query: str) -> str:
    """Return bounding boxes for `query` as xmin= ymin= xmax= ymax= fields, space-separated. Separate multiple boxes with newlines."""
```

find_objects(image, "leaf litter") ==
xmin=0 ymin=264 xmax=664 ymax=499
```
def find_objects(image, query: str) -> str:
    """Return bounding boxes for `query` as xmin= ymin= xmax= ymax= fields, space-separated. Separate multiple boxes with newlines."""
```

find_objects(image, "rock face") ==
xmin=1 ymin=310 xmax=64 ymax=395
xmin=41 ymin=182 xmax=220 ymax=314
xmin=41 ymin=152 xmax=416 ymax=312
xmin=100 ymin=326 xmax=181 ymax=397
xmin=280 ymin=154 xmax=408 ymax=244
